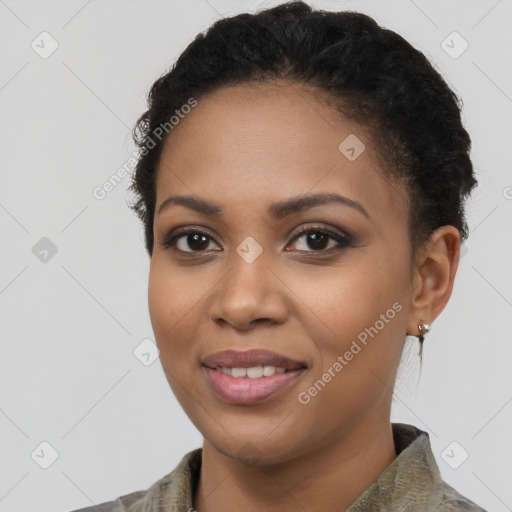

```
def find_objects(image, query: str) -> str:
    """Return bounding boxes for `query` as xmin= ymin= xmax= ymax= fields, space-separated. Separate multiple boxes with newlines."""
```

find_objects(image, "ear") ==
xmin=406 ymin=225 xmax=461 ymax=337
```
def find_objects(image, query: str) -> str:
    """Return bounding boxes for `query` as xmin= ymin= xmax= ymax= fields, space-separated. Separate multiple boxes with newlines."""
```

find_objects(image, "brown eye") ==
xmin=160 ymin=229 xmax=220 ymax=253
xmin=177 ymin=232 xmax=213 ymax=252
xmin=288 ymin=226 xmax=352 ymax=252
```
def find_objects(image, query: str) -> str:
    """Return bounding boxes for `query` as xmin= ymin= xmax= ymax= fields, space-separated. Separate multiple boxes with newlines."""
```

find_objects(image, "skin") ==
xmin=148 ymin=81 xmax=460 ymax=512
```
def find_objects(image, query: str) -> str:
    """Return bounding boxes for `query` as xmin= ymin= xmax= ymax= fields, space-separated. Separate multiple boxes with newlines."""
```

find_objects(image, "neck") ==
xmin=193 ymin=419 xmax=397 ymax=512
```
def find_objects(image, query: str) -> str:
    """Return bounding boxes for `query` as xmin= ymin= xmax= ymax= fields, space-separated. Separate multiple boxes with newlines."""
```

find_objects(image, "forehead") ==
xmin=155 ymin=82 xmax=408 ymax=225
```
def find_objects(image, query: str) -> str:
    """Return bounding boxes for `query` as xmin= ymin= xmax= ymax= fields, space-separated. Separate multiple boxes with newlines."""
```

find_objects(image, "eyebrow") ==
xmin=156 ymin=192 xmax=370 ymax=220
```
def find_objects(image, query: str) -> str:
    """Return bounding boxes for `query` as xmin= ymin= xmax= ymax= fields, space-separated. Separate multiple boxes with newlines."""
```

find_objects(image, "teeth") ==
xmin=219 ymin=365 xmax=290 ymax=378
xmin=247 ymin=366 xmax=263 ymax=378
xmin=232 ymin=367 xmax=247 ymax=378
xmin=263 ymin=365 xmax=275 ymax=377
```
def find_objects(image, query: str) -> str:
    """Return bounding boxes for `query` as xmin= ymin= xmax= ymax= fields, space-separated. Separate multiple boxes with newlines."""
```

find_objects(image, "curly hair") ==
xmin=128 ymin=0 xmax=476 ymax=259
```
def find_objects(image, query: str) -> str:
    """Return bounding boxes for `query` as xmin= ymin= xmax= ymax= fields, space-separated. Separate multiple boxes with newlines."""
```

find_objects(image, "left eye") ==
xmin=289 ymin=227 xmax=350 ymax=252
xmin=159 ymin=226 xmax=351 ymax=254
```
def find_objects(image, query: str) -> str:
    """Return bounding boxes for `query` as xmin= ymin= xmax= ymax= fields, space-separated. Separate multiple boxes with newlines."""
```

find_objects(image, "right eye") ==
xmin=159 ymin=228 xmax=221 ymax=254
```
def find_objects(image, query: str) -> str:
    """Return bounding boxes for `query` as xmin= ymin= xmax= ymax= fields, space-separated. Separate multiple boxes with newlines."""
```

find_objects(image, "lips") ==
xmin=201 ymin=349 xmax=308 ymax=404
xmin=202 ymin=349 xmax=307 ymax=371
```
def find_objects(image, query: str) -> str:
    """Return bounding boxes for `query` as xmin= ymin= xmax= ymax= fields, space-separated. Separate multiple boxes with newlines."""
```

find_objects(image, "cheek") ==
xmin=147 ymin=258 xmax=207 ymax=405
xmin=313 ymin=257 xmax=404 ymax=331
xmin=292 ymin=270 xmax=406 ymax=435
xmin=148 ymin=258 xmax=199 ymax=355
xmin=301 ymin=251 xmax=408 ymax=384
xmin=148 ymin=253 xmax=209 ymax=322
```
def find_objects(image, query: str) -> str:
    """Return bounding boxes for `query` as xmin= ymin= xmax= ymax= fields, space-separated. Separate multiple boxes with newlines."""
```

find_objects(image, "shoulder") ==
xmin=67 ymin=448 xmax=202 ymax=512
xmin=389 ymin=423 xmax=487 ymax=512
xmin=67 ymin=489 xmax=147 ymax=512
xmin=436 ymin=480 xmax=488 ymax=511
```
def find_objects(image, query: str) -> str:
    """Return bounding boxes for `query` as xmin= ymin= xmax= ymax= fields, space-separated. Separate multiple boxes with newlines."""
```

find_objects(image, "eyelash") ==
xmin=158 ymin=224 xmax=353 ymax=256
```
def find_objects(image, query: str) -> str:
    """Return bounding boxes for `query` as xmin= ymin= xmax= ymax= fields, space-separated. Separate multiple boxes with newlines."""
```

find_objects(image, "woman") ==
xmin=71 ymin=1 xmax=486 ymax=510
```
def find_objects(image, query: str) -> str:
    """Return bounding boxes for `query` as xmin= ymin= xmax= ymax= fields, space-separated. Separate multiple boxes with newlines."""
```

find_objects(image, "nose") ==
xmin=208 ymin=250 xmax=289 ymax=331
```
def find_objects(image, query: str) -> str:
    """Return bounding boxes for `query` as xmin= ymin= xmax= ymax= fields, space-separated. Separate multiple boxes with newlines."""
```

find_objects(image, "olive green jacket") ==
xmin=69 ymin=423 xmax=487 ymax=511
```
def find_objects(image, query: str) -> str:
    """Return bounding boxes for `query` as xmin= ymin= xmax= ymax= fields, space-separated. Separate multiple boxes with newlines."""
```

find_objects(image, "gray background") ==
xmin=0 ymin=0 xmax=511 ymax=511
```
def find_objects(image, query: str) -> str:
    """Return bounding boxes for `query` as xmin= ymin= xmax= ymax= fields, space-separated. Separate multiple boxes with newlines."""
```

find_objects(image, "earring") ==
xmin=417 ymin=322 xmax=431 ymax=344
xmin=417 ymin=323 xmax=430 ymax=364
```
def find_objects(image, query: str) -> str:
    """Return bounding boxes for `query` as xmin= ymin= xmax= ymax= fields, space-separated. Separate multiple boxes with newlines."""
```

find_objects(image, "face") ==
xmin=148 ymin=82 xmax=415 ymax=464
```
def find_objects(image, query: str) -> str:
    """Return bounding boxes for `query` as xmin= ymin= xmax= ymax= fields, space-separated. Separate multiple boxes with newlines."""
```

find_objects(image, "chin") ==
xmin=204 ymin=426 xmax=311 ymax=468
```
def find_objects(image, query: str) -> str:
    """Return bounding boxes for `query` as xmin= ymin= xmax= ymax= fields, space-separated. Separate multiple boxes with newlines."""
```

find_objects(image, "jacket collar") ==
xmin=144 ymin=423 xmax=446 ymax=511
